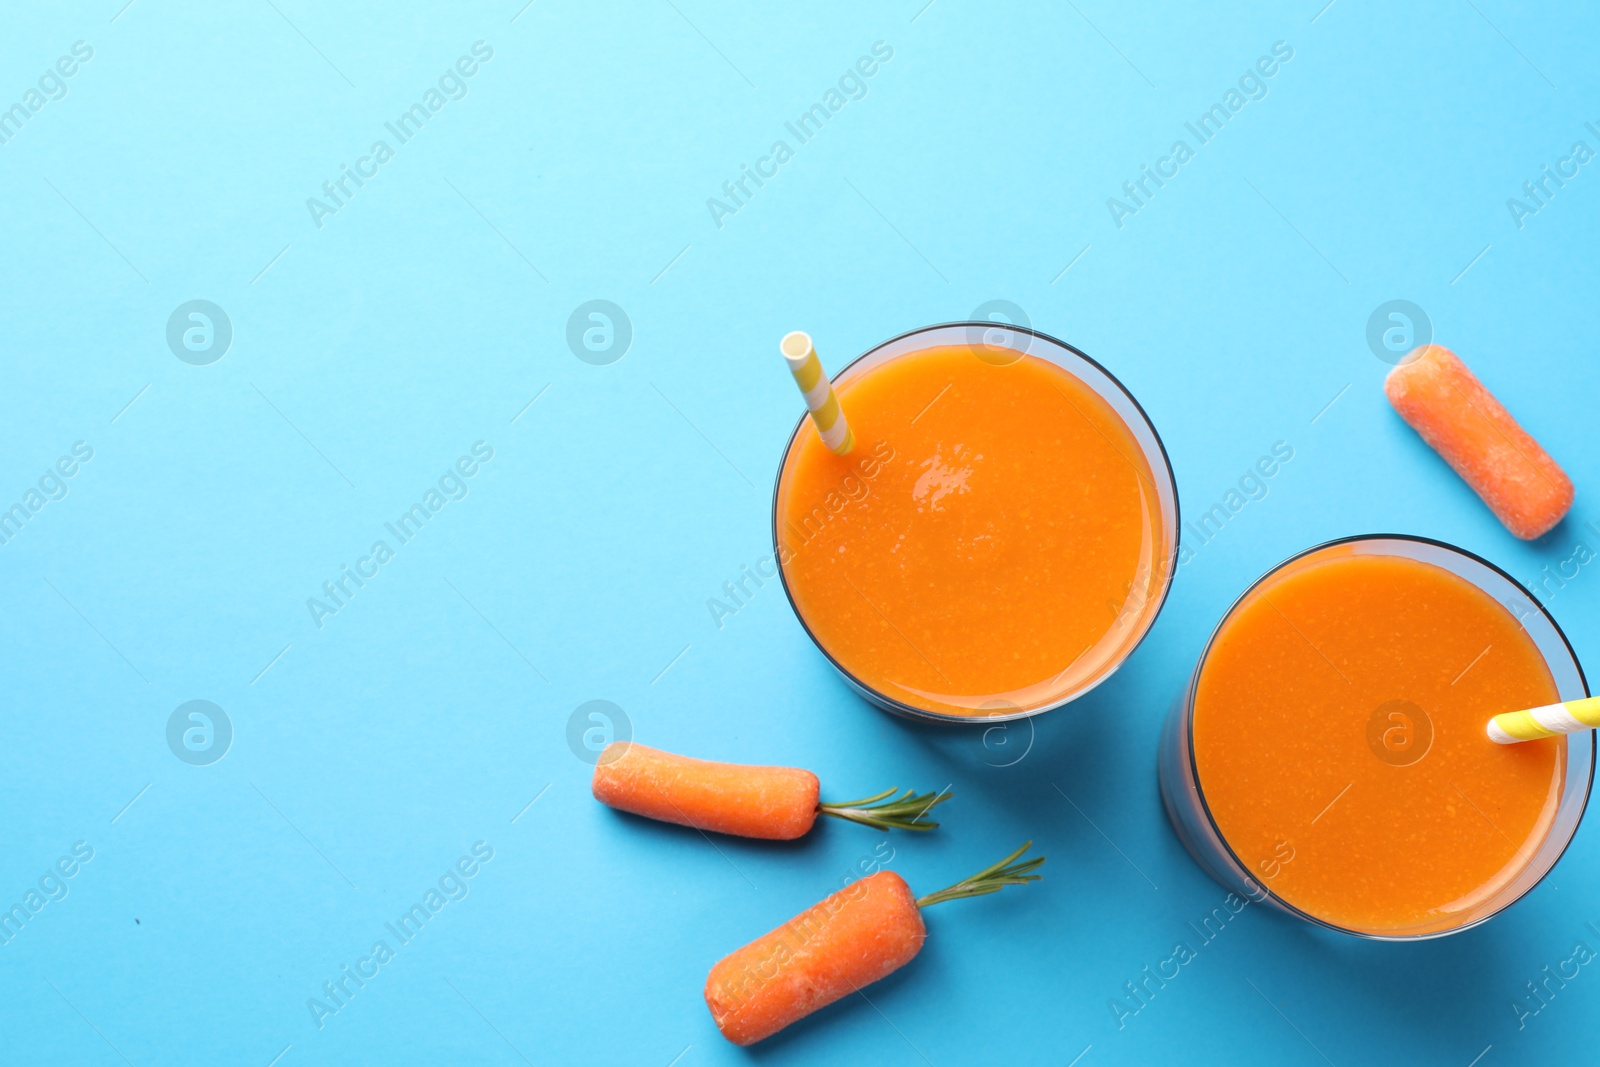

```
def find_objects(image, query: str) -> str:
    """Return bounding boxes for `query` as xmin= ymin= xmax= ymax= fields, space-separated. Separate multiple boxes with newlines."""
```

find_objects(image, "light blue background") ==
xmin=2 ymin=1 xmax=1597 ymax=1064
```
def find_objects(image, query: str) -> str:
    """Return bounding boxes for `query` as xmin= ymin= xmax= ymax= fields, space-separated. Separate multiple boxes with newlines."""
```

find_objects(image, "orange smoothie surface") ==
xmin=775 ymin=344 xmax=1169 ymax=716
xmin=1193 ymin=549 xmax=1564 ymax=935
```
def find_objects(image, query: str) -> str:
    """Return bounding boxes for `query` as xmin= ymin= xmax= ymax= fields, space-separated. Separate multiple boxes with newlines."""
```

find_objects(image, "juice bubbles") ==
xmin=1160 ymin=537 xmax=1592 ymax=938
xmin=774 ymin=326 xmax=1177 ymax=720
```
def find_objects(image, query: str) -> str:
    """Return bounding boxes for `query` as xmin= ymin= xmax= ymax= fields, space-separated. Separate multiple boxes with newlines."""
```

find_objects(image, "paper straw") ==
xmin=780 ymin=331 xmax=854 ymax=455
xmin=1487 ymin=696 xmax=1600 ymax=744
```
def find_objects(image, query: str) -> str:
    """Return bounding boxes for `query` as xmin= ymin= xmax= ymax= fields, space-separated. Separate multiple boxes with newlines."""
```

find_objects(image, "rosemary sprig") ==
xmin=915 ymin=841 xmax=1045 ymax=908
xmin=816 ymin=786 xmax=951 ymax=832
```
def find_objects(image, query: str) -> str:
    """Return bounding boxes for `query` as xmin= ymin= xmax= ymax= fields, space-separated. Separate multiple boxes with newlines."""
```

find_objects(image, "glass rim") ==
xmin=1182 ymin=532 xmax=1595 ymax=940
xmin=769 ymin=321 xmax=1182 ymax=725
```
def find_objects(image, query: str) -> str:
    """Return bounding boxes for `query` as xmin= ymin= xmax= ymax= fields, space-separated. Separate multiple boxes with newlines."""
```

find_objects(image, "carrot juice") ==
xmin=773 ymin=326 xmax=1176 ymax=720
xmin=1161 ymin=537 xmax=1592 ymax=938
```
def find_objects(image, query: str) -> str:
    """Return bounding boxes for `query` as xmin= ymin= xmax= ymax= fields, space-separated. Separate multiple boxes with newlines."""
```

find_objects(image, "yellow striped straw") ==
xmin=1488 ymin=695 xmax=1600 ymax=744
xmin=780 ymin=331 xmax=854 ymax=455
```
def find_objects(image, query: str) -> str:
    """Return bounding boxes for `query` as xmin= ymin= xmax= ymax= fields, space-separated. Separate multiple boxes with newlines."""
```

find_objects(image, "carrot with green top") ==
xmin=592 ymin=742 xmax=949 ymax=840
xmin=704 ymin=842 xmax=1045 ymax=1045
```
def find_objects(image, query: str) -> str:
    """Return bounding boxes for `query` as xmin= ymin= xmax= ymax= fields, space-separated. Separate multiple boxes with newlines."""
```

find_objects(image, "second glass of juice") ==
xmin=1160 ymin=535 xmax=1592 ymax=939
xmin=773 ymin=323 xmax=1179 ymax=723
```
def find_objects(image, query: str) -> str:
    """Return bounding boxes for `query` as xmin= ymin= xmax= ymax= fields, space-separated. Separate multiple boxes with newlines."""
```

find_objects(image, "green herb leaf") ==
xmin=916 ymin=841 xmax=1045 ymax=908
xmin=817 ymin=786 xmax=951 ymax=832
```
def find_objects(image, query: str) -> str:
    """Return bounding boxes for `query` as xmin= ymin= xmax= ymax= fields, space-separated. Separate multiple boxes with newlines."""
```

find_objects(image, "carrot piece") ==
xmin=591 ymin=743 xmax=951 ymax=839
xmin=592 ymin=743 xmax=820 ymax=840
xmin=704 ymin=843 xmax=1044 ymax=1045
xmin=705 ymin=871 xmax=925 ymax=1046
xmin=1385 ymin=345 xmax=1573 ymax=539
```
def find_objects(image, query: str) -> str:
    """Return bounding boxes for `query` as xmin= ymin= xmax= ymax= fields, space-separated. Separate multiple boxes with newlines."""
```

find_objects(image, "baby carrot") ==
xmin=1385 ymin=344 xmax=1573 ymax=539
xmin=592 ymin=742 xmax=949 ymax=840
xmin=704 ymin=843 xmax=1044 ymax=1045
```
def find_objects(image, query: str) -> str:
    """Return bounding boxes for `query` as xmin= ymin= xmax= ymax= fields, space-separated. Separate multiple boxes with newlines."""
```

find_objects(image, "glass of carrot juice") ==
xmin=772 ymin=322 xmax=1179 ymax=723
xmin=1160 ymin=535 xmax=1592 ymax=939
